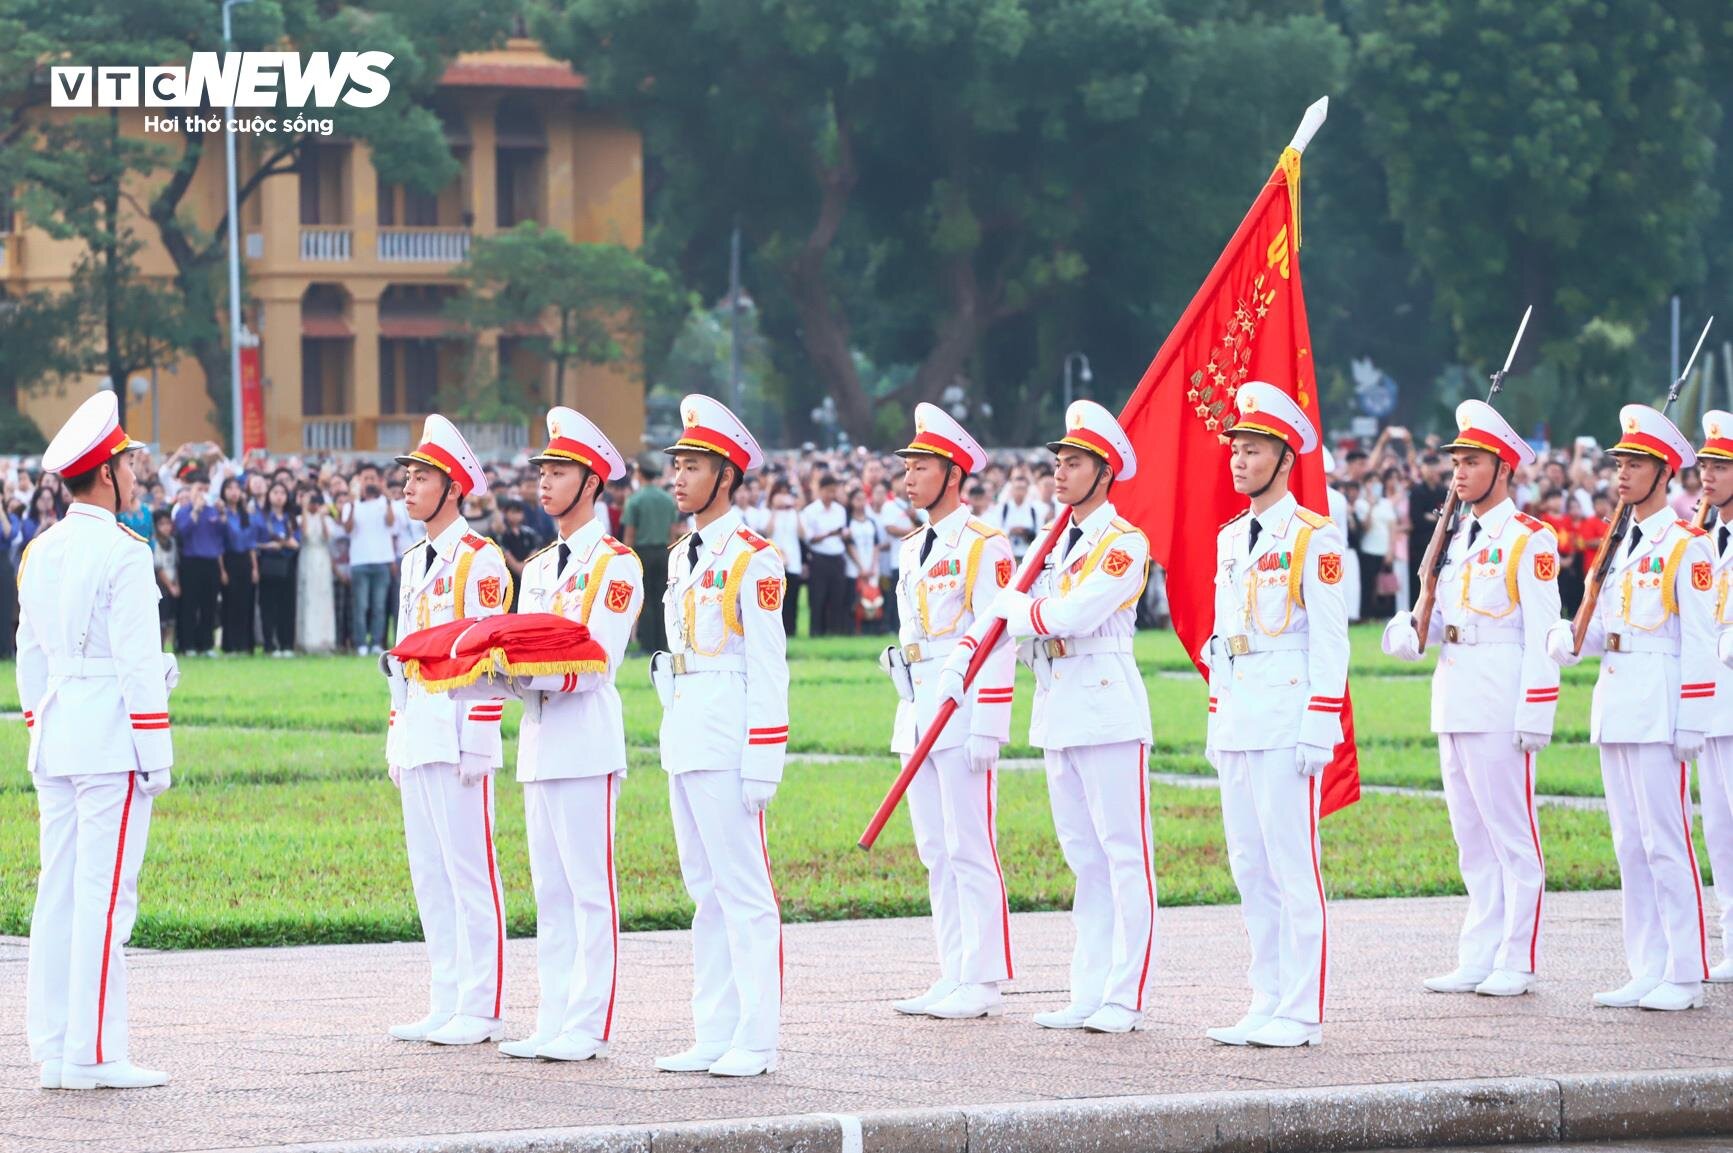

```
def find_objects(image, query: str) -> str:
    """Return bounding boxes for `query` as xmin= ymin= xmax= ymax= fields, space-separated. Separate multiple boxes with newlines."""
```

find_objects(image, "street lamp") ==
xmin=223 ymin=0 xmax=255 ymax=457
xmin=1063 ymin=351 xmax=1092 ymax=411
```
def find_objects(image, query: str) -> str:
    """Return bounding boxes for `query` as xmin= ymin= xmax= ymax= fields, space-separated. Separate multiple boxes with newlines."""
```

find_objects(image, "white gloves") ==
xmin=457 ymin=752 xmax=493 ymax=788
xmin=935 ymin=644 xmax=972 ymax=708
xmin=1514 ymin=731 xmax=1551 ymax=753
xmin=987 ymin=588 xmax=1031 ymax=622
xmin=742 ymin=778 xmax=778 ymax=814
xmin=161 ymin=652 xmax=181 ymax=693
xmin=1382 ymin=613 xmax=1422 ymax=661
xmin=138 ymin=767 xmax=172 ymax=798
xmin=966 ymin=733 xmax=1000 ymax=775
xmin=388 ymin=763 xmax=404 ymax=789
xmin=1674 ymin=730 xmax=1706 ymax=764
xmin=1720 ymin=629 xmax=1733 ymax=669
xmin=1545 ymin=621 xmax=1582 ymax=667
xmin=1296 ymin=743 xmax=1332 ymax=778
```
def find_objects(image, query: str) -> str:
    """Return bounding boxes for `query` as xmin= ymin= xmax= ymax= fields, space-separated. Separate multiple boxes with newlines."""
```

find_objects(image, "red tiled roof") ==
xmin=439 ymin=62 xmax=585 ymax=91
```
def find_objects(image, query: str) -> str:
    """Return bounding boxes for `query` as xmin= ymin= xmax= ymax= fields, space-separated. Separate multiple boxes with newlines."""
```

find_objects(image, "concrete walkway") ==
xmin=2 ymin=891 xmax=1729 ymax=1152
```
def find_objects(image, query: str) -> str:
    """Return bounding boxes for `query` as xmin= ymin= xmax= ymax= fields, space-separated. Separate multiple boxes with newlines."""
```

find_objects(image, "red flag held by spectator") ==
xmin=1113 ymin=104 xmax=1360 ymax=816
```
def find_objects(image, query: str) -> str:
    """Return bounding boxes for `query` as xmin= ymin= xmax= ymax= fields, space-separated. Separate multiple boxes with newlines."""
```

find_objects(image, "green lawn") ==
xmin=0 ymin=626 xmax=1705 ymax=949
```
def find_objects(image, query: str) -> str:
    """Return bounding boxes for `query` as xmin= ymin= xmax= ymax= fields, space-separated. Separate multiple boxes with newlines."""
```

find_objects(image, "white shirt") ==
xmin=768 ymin=507 xmax=803 ymax=575
xmin=845 ymin=516 xmax=880 ymax=579
xmin=989 ymin=495 xmax=1047 ymax=558
xmin=871 ymin=497 xmax=916 ymax=572
xmin=345 ymin=496 xmax=397 ymax=566
xmin=800 ymin=499 xmax=847 ymax=557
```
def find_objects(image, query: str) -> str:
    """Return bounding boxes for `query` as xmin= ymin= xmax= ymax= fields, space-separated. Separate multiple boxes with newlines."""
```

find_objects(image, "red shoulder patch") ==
xmin=739 ymin=528 xmax=771 ymax=551
xmin=1102 ymin=549 xmax=1134 ymax=577
xmin=476 ymin=575 xmax=503 ymax=609
xmin=1678 ymin=520 xmax=1709 ymax=537
xmin=1694 ymin=561 xmax=1714 ymax=591
xmin=1219 ymin=509 xmax=1250 ymax=531
xmin=605 ymin=579 xmax=633 ymax=612
xmin=1515 ymin=512 xmax=1546 ymax=532
xmin=604 ymin=535 xmax=633 ymax=556
xmin=462 ymin=532 xmax=487 ymax=550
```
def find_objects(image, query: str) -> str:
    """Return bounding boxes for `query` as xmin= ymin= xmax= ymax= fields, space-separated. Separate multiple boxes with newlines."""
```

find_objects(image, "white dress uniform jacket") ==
xmin=660 ymin=507 xmax=791 ymax=778
xmin=892 ymin=507 xmax=1015 ymax=754
xmin=1409 ymin=500 xmax=1562 ymax=734
xmin=386 ymin=518 xmax=512 ymax=769
xmin=1206 ymin=494 xmax=1350 ymax=755
xmin=18 ymin=507 xmax=172 ymax=778
xmin=994 ymin=502 xmax=1152 ymax=749
xmin=1576 ymin=506 xmax=1719 ymax=744
xmin=513 ymin=518 xmax=644 ymax=781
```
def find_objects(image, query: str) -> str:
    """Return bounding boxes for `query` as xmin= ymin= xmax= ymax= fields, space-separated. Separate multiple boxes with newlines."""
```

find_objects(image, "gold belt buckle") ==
xmin=903 ymin=643 xmax=924 ymax=664
xmin=671 ymin=653 xmax=688 ymax=675
xmin=1444 ymin=625 xmax=1461 ymax=644
xmin=1042 ymin=638 xmax=1070 ymax=659
xmin=1228 ymin=635 xmax=1251 ymax=656
xmin=1606 ymin=633 xmax=1624 ymax=654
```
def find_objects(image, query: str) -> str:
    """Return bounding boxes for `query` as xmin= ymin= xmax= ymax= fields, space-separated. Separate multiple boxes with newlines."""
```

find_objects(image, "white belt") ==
xmin=1605 ymin=632 xmax=1679 ymax=655
xmin=1038 ymin=636 xmax=1133 ymax=660
xmin=669 ymin=652 xmax=747 ymax=675
xmin=1441 ymin=622 xmax=1524 ymax=646
xmin=1226 ymin=633 xmax=1308 ymax=656
xmin=902 ymin=637 xmax=962 ymax=664
xmin=48 ymin=657 xmax=118 ymax=678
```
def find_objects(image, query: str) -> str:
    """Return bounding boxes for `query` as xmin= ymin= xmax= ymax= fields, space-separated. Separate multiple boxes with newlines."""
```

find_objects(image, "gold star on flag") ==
xmin=1195 ymin=403 xmax=1210 ymax=419
xmin=1206 ymin=416 xmax=1219 ymax=430
xmin=1187 ymin=387 xmax=1200 ymax=403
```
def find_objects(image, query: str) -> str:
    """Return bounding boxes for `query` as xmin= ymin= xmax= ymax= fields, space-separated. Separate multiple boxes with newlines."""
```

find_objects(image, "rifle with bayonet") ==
xmin=1411 ymin=306 xmax=1531 ymax=650
xmin=1571 ymin=315 xmax=1714 ymax=653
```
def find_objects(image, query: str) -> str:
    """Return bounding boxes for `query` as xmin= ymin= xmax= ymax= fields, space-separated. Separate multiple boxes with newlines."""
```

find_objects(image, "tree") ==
xmin=1 ymin=0 xmax=518 ymax=447
xmin=447 ymin=222 xmax=676 ymax=415
xmin=1343 ymin=0 xmax=1720 ymax=402
xmin=538 ymin=0 xmax=1349 ymax=443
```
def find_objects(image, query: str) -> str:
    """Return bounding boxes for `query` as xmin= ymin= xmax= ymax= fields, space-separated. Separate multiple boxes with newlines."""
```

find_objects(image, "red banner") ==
xmin=240 ymin=342 xmax=266 ymax=455
xmin=1113 ymin=148 xmax=1359 ymax=816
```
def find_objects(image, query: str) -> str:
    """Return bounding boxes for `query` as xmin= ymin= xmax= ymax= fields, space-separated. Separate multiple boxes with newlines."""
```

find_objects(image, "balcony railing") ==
xmin=299 ymin=227 xmax=352 ymax=262
xmin=302 ymin=417 xmax=355 ymax=453
xmin=377 ymin=228 xmax=471 ymax=264
xmin=377 ymin=417 xmax=529 ymax=457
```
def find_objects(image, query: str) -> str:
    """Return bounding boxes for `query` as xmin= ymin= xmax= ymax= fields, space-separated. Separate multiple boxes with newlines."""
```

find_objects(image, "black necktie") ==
xmin=423 ymin=543 xmax=437 ymax=573
xmin=1066 ymin=526 xmax=1083 ymax=557
xmin=688 ymin=531 xmax=702 ymax=571
xmin=919 ymin=528 xmax=937 ymax=565
xmin=557 ymin=542 xmax=570 ymax=575
xmin=1247 ymin=519 xmax=1261 ymax=555
xmin=1628 ymin=525 xmax=1643 ymax=556
xmin=1465 ymin=520 xmax=1481 ymax=551
xmin=1719 ymin=524 xmax=1729 ymax=558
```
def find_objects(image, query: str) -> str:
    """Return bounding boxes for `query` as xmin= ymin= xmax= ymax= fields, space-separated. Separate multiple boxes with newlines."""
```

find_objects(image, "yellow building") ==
xmin=6 ymin=38 xmax=645 ymax=459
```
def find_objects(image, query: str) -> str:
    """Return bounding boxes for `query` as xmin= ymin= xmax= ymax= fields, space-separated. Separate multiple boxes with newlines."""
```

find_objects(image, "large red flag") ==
xmin=1113 ymin=106 xmax=1359 ymax=816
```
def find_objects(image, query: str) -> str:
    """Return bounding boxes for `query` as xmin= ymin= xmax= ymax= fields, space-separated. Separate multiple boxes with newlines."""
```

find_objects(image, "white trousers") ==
xmin=1043 ymin=741 xmax=1158 ymax=1014
xmin=1600 ymin=743 xmax=1710 ymax=984
xmin=668 ymin=769 xmax=781 ymax=1052
xmin=28 ymin=772 xmax=153 ymax=1066
xmin=1216 ymin=747 xmax=1328 ymax=1024
xmin=905 ymin=745 xmax=1014 ymax=985
xmin=1438 ymin=733 xmax=1546 ymax=974
xmin=1694 ymin=736 xmax=1733 ymax=961
xmin=400 ymin=765 xmax=506 ymax=1019
xmin=524 ymin=774 xmax=620 ymax=1042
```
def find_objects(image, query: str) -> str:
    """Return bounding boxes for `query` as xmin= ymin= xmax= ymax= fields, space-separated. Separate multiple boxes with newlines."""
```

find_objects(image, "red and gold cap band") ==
xmin=536 ymin=436 xmax=604 ymax=475
xmin=62 ymin=424 xmax=132 ymax=478
xmin=408 ymin=442 xmax=475 ymax=494
xmin=673 ymin=425 xmax=750 ymax=472
xmin=1611 ymin=432 xmax=1682 ymax=472
xmin=1700 ymin=436 xmax=1733 ymax=461
xmin=1055 ymin=429 xmax=1124 ymax=477
xmin=900 ymin=432 xmax=971 ymax=469
xmin=1229 ymin=416 xmax=1305 ymax=455
xmin=1445 ymin=428 xmax=1520 ymax=469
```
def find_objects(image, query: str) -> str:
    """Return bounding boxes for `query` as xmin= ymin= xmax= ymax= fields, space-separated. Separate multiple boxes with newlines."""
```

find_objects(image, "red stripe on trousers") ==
xmin=1134 ymin=744 xmax=1155 ymax=1011
xmin=1680 ymin=763 xmax=1710 ymax=980
xmin=1523 ymin=752 xmax=1546 ymax=972
xmin=482 ymin=779 xmax=505 ymax=1018
xmin=984 ymin=768 xmax=1014 ymax=981
xmin=602 ymin=773 xmax=619 ymax=1041
xmin=758 ymin=812 xmax=784 ymax=995
xmin=1309 ymin=774 xmax=1328 ymax=1022
xmin=96 ymin=772 xmax=137 ymax=1064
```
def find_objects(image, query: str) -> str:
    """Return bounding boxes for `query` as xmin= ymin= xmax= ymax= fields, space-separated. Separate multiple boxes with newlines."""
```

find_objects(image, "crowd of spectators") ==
xmin=0 ymin=418 xmax=1680 ymax=658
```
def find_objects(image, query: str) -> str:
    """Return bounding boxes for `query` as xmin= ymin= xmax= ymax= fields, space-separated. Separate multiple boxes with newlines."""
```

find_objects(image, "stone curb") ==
xmin=203 ymin=1068 xmax=1733 ymax=1153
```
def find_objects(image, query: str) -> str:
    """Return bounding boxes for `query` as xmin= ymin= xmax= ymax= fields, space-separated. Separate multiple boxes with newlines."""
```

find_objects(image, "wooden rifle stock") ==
xmin=1571 ymin=498 xmax=1632 ymax=653
xmin=1410 ymin=492 xmax=1461 ymax=650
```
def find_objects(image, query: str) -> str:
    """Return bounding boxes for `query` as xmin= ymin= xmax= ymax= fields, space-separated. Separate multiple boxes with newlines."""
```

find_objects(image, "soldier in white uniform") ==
xmin=22 ymin=392 xmax=176 ymax=1091
xmin=489 ymin=408 xmax=644 ymax=1061
xmin=1202 ymin=383 xmax=1349 ymax=1048
xmin=1692 ymin=411 xmax=1733 ymax=982
xmin=650 ymin=395 xmax=789 ymax=1078
xmin=381 ymin=416 xmax=514 ymax=1045
xmin=953 ymin=400 xmax=1156 ymax=1034
xmin=1383 ymin=401 xmax=1560 ymax=998
xmin=1547 ymin=404 xmax=1717 ymax=1011
xmin=879 ymin=403 xmax=1016 ymax=1020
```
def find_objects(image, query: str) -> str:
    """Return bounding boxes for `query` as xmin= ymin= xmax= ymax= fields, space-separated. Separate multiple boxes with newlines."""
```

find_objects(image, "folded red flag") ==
xmin=389 ymin=613 xmax=608 ymax=692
